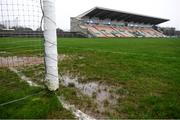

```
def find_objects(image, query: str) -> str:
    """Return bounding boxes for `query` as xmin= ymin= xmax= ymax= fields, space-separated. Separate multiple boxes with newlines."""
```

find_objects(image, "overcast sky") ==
xmin=55 ymin=0 xmax=180 ymax=31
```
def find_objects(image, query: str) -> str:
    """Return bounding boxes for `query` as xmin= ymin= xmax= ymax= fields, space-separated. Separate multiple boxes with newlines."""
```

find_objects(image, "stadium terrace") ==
xmin=71 ymin=7 xmax=169 ymax=38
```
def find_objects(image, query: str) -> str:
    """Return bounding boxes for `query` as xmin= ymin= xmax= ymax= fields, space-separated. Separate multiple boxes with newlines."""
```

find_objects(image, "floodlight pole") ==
xmin=43 ymin=0 xmax=59 ymax=91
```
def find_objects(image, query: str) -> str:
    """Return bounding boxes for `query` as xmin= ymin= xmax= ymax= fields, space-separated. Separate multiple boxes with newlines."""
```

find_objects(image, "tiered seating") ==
xmin=111 ymin=26 xmax=134 ymax=37
xmin=82 ymin=24 xmax=166 ymax=38
xmin=150 ymin=28 xmax=166 ymax=37
xmin=121 ymin=27 xmax=135 ymax=37
xmin=143 ymin=28 xmax=156 ymax=37
xmin=138 ymin=28 xmax=152 ymax=37
xmin=141 ymin=28 xmax=165 ymax=37
xmin=85 ymin=25 xmax=106 ymax=37
xmin=111 ymin=26 xmax=126 ymax=37
xmin=93 ymin=25 xmax=115 ymax=37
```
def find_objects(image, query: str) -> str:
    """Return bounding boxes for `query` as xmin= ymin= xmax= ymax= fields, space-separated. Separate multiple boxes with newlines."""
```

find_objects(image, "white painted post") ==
xmin=43 ymin=0 xmax=59 ymax=91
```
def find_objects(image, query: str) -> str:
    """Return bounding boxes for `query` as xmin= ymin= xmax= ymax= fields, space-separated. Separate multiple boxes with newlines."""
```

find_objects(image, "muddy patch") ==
xmin=0 ymin=54 xmax=68 ymax=67
xmin=0 ymin=51 xmax=8 ymax=54
xmin=60 ymin=75 xmax=119 ymax=112
xmin=0 ymin=56 xmax=43 ymax=67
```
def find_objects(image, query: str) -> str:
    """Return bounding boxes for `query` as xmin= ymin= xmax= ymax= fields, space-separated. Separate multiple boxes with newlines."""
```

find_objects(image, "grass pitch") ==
xmin=0 ymin=68 xmax=74 ymax=119
xmin=0 ymin=37 xmax=180 ymax=118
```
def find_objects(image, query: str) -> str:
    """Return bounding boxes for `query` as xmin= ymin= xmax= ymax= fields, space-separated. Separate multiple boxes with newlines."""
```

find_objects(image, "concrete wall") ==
xmin=70 ymin=17 xmax=89 ymax=37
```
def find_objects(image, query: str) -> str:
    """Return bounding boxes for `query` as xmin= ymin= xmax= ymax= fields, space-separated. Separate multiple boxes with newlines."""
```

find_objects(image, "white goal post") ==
xmin=0 ymin=0 xmax=59 ymax=91
xmin=43 ymin=0 xmax=59 ymax=91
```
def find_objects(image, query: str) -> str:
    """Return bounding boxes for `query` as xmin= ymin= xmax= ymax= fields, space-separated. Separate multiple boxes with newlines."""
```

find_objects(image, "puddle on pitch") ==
xmin=60 ymin=75 xmax=118 ymax=112
xmin=0 ymin=54 xmax=68 ymax=67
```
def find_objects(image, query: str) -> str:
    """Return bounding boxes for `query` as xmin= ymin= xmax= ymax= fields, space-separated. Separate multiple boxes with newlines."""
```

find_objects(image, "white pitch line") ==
xmin=9 ymin=67 xmax=95 ymax=120
xmin=9 ymin=67 xmax=43 ymax=88
xmin=57 ymin=96 xmax=96 ymax=120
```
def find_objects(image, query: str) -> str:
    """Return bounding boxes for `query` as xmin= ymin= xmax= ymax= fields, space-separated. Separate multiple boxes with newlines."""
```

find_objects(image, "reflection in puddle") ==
xmin=60 ymin=75 xmax=118 ymax=112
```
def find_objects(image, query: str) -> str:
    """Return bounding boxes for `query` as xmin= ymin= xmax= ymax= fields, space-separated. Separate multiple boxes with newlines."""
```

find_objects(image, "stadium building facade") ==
xmin=71 ymin=7 xmax=169 ymax=38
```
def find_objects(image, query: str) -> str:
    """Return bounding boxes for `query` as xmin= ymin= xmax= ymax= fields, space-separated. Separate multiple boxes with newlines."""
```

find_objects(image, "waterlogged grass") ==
xmin=0 ymin=37 xmax=180 ymax=118
xmin=19 ymin=65 xmax=101 ymax=117
xmin=58 ymin=38 xmax=180 ymax=118
xmin=0 ymin=68 xmax=74 ymax=119
xmin=19 ymin=65 xmax=45 ymax=85
xmin=57 ymin=85 xmax=99 ymax=117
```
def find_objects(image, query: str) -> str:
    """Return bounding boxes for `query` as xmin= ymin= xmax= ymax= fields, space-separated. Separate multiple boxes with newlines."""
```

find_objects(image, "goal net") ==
xmin=0 ymin=0 xmax=42 ymax=35
xmin=0 ymin=0 xmax=59 ymax=91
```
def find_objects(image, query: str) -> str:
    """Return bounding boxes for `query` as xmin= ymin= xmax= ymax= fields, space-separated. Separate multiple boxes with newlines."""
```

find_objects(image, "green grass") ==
xmin=0 ymin=68 xmax=74 ymax=119
xmin=0 ymin=37 xmax=43 ymax=56
xmin=18 ymin=65 xmax=100 ymax=118
xmin=58 ymin=38 xmax=180 ymax=118
xmin=0 ymin=37 xmax=180 ymax=118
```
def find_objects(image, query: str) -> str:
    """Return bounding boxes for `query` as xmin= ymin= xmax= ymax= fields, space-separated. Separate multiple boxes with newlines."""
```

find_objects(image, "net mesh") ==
xmin=0 ymin=0 xmax=42 ymax=31
xmin=0 ymin=0 xmax=45 ymax=84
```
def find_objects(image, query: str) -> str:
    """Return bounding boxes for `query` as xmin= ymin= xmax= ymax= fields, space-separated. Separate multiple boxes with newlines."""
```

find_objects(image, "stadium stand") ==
xmin=71 ymin=7 xmax=169 ymax=38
